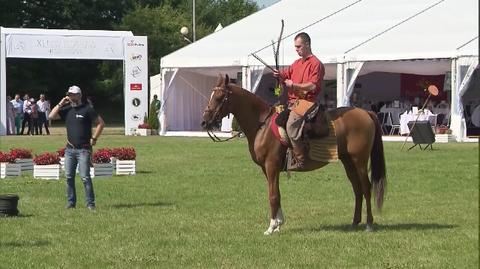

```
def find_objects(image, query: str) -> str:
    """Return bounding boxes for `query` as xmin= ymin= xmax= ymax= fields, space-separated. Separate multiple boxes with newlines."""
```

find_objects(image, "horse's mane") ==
xmin=227 ymin=83 xmax=271 ymax=112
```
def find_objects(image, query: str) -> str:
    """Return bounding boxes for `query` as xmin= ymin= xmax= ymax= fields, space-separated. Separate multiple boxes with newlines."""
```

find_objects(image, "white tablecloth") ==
xmin=399 ymin=111 xmax=433 ymax=135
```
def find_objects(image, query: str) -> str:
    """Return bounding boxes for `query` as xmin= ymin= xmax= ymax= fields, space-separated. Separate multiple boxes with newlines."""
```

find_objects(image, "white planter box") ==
xmin=137 ymin=128 xmax=150 ymax=136
xmin=90 ymin=163 xmax=113 ymax=178
xmin=60 ymin=157 xmax=65 ymax=170
xmin=116 ymin=160 xmax=136 ymax=175
xmin=435 ymin=134 xmax=455 ymax=143
xmin=15 ymin=158 xmax=34 ymax=171
xmin=33 ymin=164 xmax=61 ymax=180
xmin=1 ymin=163 xmax=22 ymax=179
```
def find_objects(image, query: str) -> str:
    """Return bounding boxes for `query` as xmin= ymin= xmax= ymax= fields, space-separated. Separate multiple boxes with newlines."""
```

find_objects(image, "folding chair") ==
xmin=389 ymin=113 xmax=401 ymax=135
xmin=376 ymin=112 xmax=388 ymax=135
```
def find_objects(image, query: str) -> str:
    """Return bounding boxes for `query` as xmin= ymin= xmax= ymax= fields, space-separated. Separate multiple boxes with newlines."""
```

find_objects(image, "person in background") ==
xmin=37 ymin=94 xmax=51 ymax=135
xmin=21 ymin=94 xmax=30 ymax=135
xmin=49 ymin=86 xmax=105 ymax=211
xmin=6 ymin=95 xmax=16 ymax=135
xmin=11 ymin=94 xmax=23 ymax=135
xmin=28 ymin=98 xmax=39 ymax=135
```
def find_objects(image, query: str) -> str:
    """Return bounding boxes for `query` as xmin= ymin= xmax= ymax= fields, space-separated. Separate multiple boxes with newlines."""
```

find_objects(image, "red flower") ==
xmin=9 ymin=148 xmax=33 ymax=159
xmin=92 ymin=148 xmax=112 ymax=164
xmin=57 ymin=147 xmax=66 ymax=157
xmin=138 ymin=123 xmax=150 ymax=129
xmin=111 ymin=147 xmax=136 ymax=160
xmin=0 ymin=152 xmax=16 ymax=163
xmin=34 ymin=152 xmax=60 ymax=165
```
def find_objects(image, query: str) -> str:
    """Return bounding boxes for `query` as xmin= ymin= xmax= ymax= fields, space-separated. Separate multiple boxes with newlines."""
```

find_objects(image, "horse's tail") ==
xmin=367 ymin=111 xmax=387 ymax=210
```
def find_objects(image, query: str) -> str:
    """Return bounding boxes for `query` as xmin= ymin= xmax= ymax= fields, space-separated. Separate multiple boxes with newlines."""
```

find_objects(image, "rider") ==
xmin=274 ymin=32 xmax=325 ymax=168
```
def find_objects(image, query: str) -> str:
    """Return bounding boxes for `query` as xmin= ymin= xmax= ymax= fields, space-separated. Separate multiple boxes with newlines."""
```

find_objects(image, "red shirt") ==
xmin=282 ymin=55 xmax=325 ymax=103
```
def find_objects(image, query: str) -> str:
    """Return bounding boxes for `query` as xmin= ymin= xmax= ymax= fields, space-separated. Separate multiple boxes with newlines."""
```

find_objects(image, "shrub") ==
xmin=33 ymin=152 xmax=60 ymax=165
xmin=111 ymin=147 xmax=136 ymax=160
xmin=9 ymin=148 xmax=33 ymax=159
xmin=0 ymin=152 xmax=16 ymax=163
xmin=92 ymin=148 xmax=112 ymax=164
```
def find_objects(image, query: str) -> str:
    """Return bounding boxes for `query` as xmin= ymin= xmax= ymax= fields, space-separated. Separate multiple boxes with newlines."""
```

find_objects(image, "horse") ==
xmin=201 ymin=74 xmax=386 ymax=235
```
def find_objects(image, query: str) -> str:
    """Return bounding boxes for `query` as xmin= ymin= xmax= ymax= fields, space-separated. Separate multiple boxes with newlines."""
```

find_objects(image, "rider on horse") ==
xmin=274 ymin=32 xmax=325 ymax=169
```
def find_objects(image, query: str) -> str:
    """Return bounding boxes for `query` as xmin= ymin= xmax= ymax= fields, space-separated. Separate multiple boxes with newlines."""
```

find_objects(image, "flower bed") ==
xmin=10 ymin=148 xmax=34 ymax=171
xmin=33 ymin=152 xmax=61 ymax=180
xmin=91 ymin=148 xmax=113 ymax=178
xmin=111 ymin=148 xmax=136 ymax=175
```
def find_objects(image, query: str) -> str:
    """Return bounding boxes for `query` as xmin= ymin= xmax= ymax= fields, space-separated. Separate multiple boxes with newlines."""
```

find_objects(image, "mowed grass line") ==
xmin=0 ymin=135 xmax=478 ymax=268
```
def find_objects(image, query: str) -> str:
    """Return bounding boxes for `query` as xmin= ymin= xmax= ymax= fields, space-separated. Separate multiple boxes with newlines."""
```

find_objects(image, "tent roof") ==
xmin=160 ymin=0 xmax=478 ymax=69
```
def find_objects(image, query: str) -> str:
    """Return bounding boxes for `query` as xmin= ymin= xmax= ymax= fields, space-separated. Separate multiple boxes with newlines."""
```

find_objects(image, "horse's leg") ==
xmin=355 ymin=160 xmax=374 ymax=232
xmin=341 ymin=157 xmax=363 ymax=228
xmin=262 ymin=164 xmax=283 ymax=235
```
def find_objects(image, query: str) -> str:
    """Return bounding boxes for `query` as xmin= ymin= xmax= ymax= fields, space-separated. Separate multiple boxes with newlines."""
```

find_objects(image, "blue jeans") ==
xmin=64 ymin=148 xmax=95 ymax=207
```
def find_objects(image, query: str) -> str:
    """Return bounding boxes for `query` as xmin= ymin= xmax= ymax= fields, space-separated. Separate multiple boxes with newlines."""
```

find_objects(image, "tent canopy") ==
xmin=161 ymin=0 xmax=478 ymax=72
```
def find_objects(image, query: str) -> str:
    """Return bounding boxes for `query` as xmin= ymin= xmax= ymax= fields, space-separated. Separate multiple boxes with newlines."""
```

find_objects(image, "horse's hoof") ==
xmin=264 ymin=229 xmax=273 ymax=235
xmin=273 ymin=226 xmax=281 ymax=233
xmin=366 ymin=224 xmax=374 ymax=232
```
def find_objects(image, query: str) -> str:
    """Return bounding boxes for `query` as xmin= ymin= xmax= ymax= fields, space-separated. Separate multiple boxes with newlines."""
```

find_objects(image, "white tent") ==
xmin=158 ymin=0 xmax=478 ymax=141
xmin=0 ymin=27 xmax=149 ymax=136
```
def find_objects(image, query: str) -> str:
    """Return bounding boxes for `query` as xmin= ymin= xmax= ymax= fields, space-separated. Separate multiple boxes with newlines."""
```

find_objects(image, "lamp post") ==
xmin=192 ymin=0 xmax=196 ymax=42
xmin=180 ymin=0 xmax=196 ymax=43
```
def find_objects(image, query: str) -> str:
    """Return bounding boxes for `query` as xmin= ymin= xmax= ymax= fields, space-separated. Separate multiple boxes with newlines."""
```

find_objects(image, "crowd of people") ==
xmin=6 ymin=93 xmax=51 ymax=135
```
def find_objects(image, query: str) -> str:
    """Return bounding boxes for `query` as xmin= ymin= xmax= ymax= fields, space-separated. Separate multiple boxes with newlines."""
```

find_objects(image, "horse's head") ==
xmin=201 ymin=74 xmax=232 ymax=130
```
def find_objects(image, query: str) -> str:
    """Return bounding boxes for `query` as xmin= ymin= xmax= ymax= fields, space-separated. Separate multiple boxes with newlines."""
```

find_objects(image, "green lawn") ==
xmin=0 ymin=135 xmax=478 ymax=268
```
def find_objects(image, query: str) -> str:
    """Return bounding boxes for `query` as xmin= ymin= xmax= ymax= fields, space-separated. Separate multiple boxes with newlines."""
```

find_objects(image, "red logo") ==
xmin=130 ymin=83 xmax=142 ymax=91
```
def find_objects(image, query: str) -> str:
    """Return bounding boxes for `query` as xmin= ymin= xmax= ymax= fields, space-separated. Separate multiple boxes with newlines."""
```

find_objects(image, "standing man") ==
xmin=49 ymin=86 xmax=105 ymax=211
xmin=6 ymin=96 xmax=16 ymax=135
xmin=37 ymin=94 xmax=51 ymax=135
xmin=21 ymin=94 xmax=31 ymax=135
xmin=11 ymin=94 xmax=23 ymax=135
xmin=274 ymin=32 xmax=325 ymax=168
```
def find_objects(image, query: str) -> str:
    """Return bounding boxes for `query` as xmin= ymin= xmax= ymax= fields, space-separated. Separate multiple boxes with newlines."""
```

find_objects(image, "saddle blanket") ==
xmin=307 ymin=119 xmax=338 ymax=163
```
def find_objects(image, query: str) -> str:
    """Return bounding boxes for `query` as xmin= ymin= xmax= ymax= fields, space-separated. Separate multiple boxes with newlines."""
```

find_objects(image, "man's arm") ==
xmin=48 ymin=97 xmax=70 ymax=120
xmin=90 ymin=115 xmax=105 ymax=146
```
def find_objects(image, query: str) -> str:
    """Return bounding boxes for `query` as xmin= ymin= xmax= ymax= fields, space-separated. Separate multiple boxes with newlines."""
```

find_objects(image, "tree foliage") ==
xmin=0 ymin=0 xmax=258 ymax=120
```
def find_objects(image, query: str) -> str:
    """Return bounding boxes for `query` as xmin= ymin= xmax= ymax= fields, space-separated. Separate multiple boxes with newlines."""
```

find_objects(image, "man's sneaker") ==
xmin=87 ymin=205 xmax=96 ymax=212
xmin=66 ymin=204 xmax=76 ymax=209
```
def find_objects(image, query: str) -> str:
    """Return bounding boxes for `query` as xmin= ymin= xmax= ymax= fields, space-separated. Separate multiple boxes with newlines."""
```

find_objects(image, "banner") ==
xmin=6 ymin=34 xmax=125 ymax=60
xmin=124 ymin=36 xmax=148 ymax=135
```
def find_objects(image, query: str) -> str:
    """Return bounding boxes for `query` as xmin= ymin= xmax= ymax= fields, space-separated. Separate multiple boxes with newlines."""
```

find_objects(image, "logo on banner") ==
xmin=127 ymin=40 xmax=145 ymax=47
xmin=131 ymin=66 xmax=142 ymax=78
xmin=132 ymin=98 xmax=141 ymax=107
xmin=131 ymin=114 xmax=141 ymax=121
xmin=130 ymin=53 xmax=142 ymax=61
xmin=130 ymin=84 xmax=142 ymax=91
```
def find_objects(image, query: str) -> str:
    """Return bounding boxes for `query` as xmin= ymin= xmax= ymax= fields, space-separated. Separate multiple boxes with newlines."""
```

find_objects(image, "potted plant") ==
xmin=10 ymin=148 xmax=34 ymax=171
xmin=90 ymin=148 xmax=113 ymax=178
xmin=111 ymin=147 xmax=136 ymax=175
xmin=33 ymin=152 xmax=61 ymax=180
xmin=0 ymin=152 xmax=21 ymax=179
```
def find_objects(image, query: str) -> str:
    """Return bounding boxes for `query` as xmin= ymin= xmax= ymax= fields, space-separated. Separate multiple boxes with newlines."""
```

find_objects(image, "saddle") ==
xmin=271 ymin=103 xmax=338 ymax=170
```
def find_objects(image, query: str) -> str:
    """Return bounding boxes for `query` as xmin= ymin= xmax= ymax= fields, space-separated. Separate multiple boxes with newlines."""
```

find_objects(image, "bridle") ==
xmin=204 ymin=85 xmax=241 ymax=142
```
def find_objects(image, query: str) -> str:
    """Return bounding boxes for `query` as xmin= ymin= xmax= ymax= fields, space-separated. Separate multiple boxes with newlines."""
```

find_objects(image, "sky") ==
xmin=254 ymin=0 xmax=280 ymax=9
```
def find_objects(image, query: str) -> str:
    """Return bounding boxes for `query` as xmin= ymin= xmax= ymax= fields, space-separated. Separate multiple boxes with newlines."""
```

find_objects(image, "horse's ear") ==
xmin=225 ymin=74 xmax=230 ymax=85
xmin=216 ymin=74 xmax=224 ymax=87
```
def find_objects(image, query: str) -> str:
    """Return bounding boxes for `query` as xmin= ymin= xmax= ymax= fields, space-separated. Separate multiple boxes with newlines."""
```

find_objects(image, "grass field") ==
xmin=0 ymin=135 xmax=478 ymax=268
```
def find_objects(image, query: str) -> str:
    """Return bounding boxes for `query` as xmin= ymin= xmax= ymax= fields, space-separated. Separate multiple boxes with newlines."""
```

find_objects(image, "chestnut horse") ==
xmin=202 ymin=75 xmax=386 ymax=235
